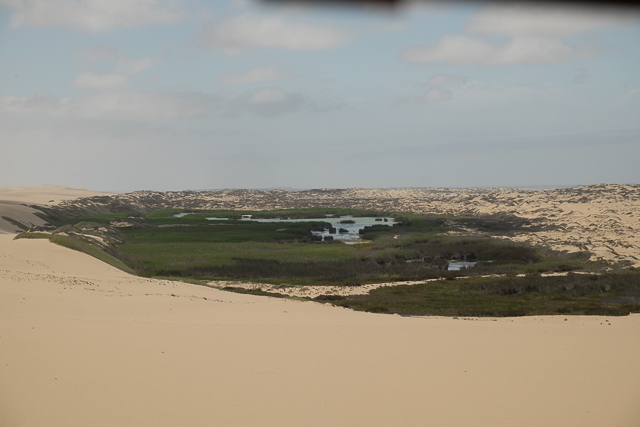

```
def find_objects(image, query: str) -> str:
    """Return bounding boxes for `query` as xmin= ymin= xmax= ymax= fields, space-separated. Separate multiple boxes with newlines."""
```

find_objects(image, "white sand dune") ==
xmin=0 ymin=201 xmax=47 ymax=234
xmin=1 ymin=186 xmax=639 ymax=426
xmin=0 ymin=184 xmax=112 ymax=205
xmin=0 ymin=185 xmax=113 ymax=234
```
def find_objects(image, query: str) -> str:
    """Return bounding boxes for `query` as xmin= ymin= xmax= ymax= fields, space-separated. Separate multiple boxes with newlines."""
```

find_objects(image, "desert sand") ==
xmin=1 ymin=186 xmax=640 ymax=426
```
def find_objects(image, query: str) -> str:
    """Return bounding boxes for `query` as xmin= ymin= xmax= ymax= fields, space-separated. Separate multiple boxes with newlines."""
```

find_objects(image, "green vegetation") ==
xmin=113 ymin=210 xmax=553 ymax=284
xmin=324 ymin=271 xmax=640 ymax=317
xmin=66 ymin=212 xmax=134 ymax=224
xmin=25 ymin=206 xmax=640 ymax=317
xmin=125 ymin=221 xmax=329 ymax=243
xmin=14 ymin=232 xmax=50 ymax=239
xmin=2 ymin=216 xmax=29 ymax=231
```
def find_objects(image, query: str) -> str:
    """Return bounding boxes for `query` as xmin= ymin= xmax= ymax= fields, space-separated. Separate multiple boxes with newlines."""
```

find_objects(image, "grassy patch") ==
xmin=14 ymin=232 xmax=50 ymax=240
xmin=66 ymin=212 xmax=136 ymax=224
xmin=328 ymin=271 xmax=640 ymax=317
xmin=124 ymin=221 xmax=329 ymax=243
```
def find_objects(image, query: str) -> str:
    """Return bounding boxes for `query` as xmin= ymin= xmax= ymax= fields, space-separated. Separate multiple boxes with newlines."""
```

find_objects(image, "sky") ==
xmin=1 ymin=0 xmax=639 ymax=191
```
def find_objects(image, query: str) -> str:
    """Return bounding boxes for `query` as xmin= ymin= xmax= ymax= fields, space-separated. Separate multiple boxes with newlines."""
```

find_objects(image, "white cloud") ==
xmin=465 ymin=4 xmax=639 ymax=37
xmin=78 ymin=44 xmax=124 ymax=61
xmin=230 ymin=87 xmax=342 ymax=116
xmin=198 ymin=14 xmax=352 ymax=53
xmin=249 ymin=88 xmax=287 ymax=103
xmin=72 ymin=55 xmax=158 ymax=90
xmin=72 ymin=72 xmax=129 ymax=90
xmin=400 ymin=35 xmax=599 ymax=66
xmin=399 ymin=4 xmax=635 ymax=68
xmin=230 ymin=87 xmax=307 ymax=118
xmin=0 ymin=88 xmax=317 ymax=121
xmin=428 ymin=73 xmax=467 ymax=86
xmin=0 ymin=92 xmax=226 ymax=121
xmin=2 ymin=0 xmax=184 ymax=32
xmin=221 ymin=66 xmax=294 ymax=85
xmin=396 ymin=88 xmax=452 ymax=105
xmin=129 ymin=57 xmax=159 ymax=74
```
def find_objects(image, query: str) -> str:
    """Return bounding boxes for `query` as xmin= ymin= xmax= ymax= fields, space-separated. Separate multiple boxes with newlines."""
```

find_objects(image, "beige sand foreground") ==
xmin=2 ymin=236 xmax=640 ymax=426
xmin=1 ymin=185 xmax=640 ymax=426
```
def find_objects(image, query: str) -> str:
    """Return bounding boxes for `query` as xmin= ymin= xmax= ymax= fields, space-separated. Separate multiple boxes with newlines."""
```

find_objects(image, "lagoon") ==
xmin=172 ymin=213 xmax=397 ymax=243
xmin=237 ymin=215 xmax=396 ymax=244
xmin=448 ymin=261 xmax=477 ymax=271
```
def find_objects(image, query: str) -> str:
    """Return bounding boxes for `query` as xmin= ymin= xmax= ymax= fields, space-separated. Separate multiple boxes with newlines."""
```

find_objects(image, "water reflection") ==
xmin=447 ymin=261 xmax=477 ymax=271
xmin=237 ymin=215 xmax=396 ymax=244
xmin=172 ymin=213 xmax=397 ymax=244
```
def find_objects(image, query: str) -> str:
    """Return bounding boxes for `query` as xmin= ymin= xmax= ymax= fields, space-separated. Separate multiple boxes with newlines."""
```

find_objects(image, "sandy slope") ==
xmin=0 ymin=185 xmax=113 ymax=234
xmin=2 ymin=236 xmax=640 ymax=426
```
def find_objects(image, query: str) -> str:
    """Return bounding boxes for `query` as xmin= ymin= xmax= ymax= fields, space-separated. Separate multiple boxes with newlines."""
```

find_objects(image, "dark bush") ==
xmin=313 ymin=295 xmax=344 ymax=302
xmin=174 ymin=257 xmax=449 ymax=282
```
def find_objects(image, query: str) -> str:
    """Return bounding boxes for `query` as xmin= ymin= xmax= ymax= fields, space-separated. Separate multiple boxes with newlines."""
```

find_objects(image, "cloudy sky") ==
xmin=1 ymin=0 xmax=639 ymax=191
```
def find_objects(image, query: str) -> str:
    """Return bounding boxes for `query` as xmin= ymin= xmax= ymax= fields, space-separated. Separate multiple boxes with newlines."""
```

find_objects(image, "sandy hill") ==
xmin=1 ymin=232 xmax=639 ymax=427
xmin=0 ymin=185 xmax=114 ymax=234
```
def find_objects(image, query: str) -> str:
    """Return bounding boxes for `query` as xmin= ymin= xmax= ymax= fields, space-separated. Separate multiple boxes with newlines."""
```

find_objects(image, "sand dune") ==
xmin=0 ymin=184 xmax=112 ymax=205
xmin=0 ymin=201 xmax=47 ymax=234
xmin=0 ymin=185 xmax=114 ymax=234
xmin=1 ymin=186 xmax=640 ymax=426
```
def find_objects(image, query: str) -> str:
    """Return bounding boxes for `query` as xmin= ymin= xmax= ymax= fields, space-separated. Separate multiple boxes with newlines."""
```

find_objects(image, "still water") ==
xmin=234 ymin=215 xmax=396 ymax=244
xmin=447 ymin=261 xmax=477 ymax=271
xmin=172 ymin=213 xmax=396 ymax=243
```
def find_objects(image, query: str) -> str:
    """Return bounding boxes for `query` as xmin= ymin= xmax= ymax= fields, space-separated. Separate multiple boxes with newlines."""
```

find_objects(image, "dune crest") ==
xmin=0 ymin=185 xmax=114 ymax=234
